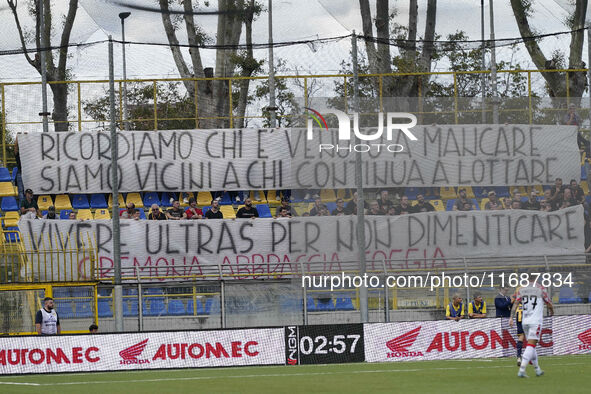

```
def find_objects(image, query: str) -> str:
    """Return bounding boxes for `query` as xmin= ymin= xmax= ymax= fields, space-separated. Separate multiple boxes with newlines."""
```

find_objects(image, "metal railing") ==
xmin=1 ymin=68 xmax=588 ymax=166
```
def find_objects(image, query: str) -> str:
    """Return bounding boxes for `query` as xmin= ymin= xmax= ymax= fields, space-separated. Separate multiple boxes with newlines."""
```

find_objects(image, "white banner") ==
xmin=19 ymin=206 xmax=584 ymax=281
xmin=552 ymin=315 xmax=591 ymax=355
xmin=0 ymin=328 xmax=284 ymax=374
xmin=19 ymin=125 xmax=580 ymax=193
xmin=364 ymin=318 xmax=554 ymax=362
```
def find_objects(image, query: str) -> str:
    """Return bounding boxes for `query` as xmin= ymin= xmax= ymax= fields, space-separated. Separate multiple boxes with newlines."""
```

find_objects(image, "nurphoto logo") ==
xmin=305 ymin=107 xmax=418 ymax=153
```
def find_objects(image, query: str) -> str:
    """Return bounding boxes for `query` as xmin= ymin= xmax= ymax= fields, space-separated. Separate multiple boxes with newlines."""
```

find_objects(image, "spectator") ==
xmin=236 ymin=197 xmax=259 ymax=219
xmin=468 ymin=293 xmax=487 ymax=319
xmin=512 ymin=189 xmax=522 ymax=203
xmin=453 ymin=189 xmax=474 ymax=211
xmin=120 ymin=203 xmax=136 ymax=219
xmin=277 ymin=206 xmax=291 ymax=218
xmin=185 ymin=197 xmax=203 ymax=219
xmin=460 ymin=202 xmax=474 ymax=211
xmin=132 ymin=209 xmax=141 ymax=220
xmin=20 ymin=188 xmax=40 ymax=218
xmin=386 ymin=206 xmax=397 ymax=216
xmin=309 ymin=196 xmax=323 ymax=216
xmin=548 ymin=178 xmax=565 ymax=208
xmin=344 ymin=192 xmax=358 ymax=215
xmin=560 ymin=188 xmax=577 ymax=209
xmin=276 ymin=197 xmax=295 ymax=217
xmin=319 ymin=204 xmax=331 ymax=216
xmin=43 ymin=206 xmax=58 ymax=219
xmin=35 ymin=297 xmax=60 ymax=335
xmin=205 ymin=200 xmax=223 ymax=219
xmin=495 ymin=287 xmax=514 ymax=318
xmin=332 ymin=199 xmax=346 ymax=216
xmin=166 ymin=200 xmax=187 ymax=220
xmin=413 ymin=194 xmax=435 ymax=213
xmin=89 ymin=324 xmax=98 ymax=334
xmin=367 ymin=201 xmax=383 ymax=216
xmin=511 ymin=200 xmax=522 ymax=210
xmin=394 ymin=195 xmax=413 ymax=215
xmin=484 ymin=191 xmax=503 ymax=210
xmin=503 ymin=197 xmax=513 ymax=209
xmin=569 ymin=179 xmax=585 ymax=204
xmin=377 ymin=190 xmax=394 ymax=212
xmin=540 ymin=199 xmax=552 ymax=212
xmin=148 ymin=204 xmax=167 ymax=220
xmin=563 ymin=102 xmax=590 ymax=156
xmin=69 ymin=212 xmax=77 ymax=220
xmin=445 ymin=294 xmax=465 ymax=321
xmin=522 ymin=191 xmax=540 ymax=211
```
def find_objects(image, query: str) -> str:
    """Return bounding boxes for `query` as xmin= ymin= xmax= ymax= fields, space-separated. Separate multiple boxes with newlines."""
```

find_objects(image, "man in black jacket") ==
xmin=495 ymin=287 xmax=514 ymax=317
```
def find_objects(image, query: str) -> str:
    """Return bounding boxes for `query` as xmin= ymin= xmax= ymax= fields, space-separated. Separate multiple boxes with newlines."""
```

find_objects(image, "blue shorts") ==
xmin=516 ymin=321 xmax=524 ymax=335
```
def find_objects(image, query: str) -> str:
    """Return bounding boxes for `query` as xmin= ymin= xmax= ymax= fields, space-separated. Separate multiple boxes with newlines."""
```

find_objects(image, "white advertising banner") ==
xmin=18 ymin=206 xmax=584 ymax=281
xmin=364 ymin=318 xmax=554 ymax=362
xmin=552 ymin=315 xmax=591 ymax=355
xmin=18 ymin=125 xmax=580 ymax=193
xmin=0 ymin=328 xmax=284 ymax=375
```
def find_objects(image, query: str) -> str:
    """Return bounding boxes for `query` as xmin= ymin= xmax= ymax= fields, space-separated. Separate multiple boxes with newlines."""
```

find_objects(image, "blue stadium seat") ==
xmin=145 ymin=288 xmax=164 ymax=295
xmin=316 ymin=298 xmax=335 ymax=311
xmin=335 ymin=297 xmax=355 ymax=311
xmin=1 ymin=197 xmax=18 ymax=211
xmin=559 ymin=287 xmax=582 ymax=304
xmin=446 ymin=199 xmax=456 ymax=211
xmin=472 ymin=187 xmax=489 ymax=199
xmin=56 ymin=302 xmax=75 ymax=319
xmin=144 ymin=299 xmax=166 ymax=316
xmin=60 ymin=209 xmax=73 ymax=219
xmin=202 ymin=206 xmax=211 ymax=215
xmin=168 ymin=299 xmax=186 ymax=316
xmin=209 ymin=297 xmax=221 ymax=314
xmin=471 ymin=198 xmax=480 ymax=210
xmin=492 ymin=186 xmax=510 ymax=197
xmin=98 ymin=299 xmax=112 ymax=318
xmin=98 ymin=288 xmax=111 ymax=296
xmin=4 ymin=227 xmax=20 ymax=242
xmin=582 ymin=166 xmax=587 ymax=180
xmin=11 ymin=167 xmax=17 ymax=182
xmin=71 ymin=288 xmax=89 ymax=297
xmin=71 ymin=194 xmax=90 ymax=209
xmin=52 ymin=288 xmax=70 ymax=298
xmin=0 ymin=168 xmax=11 ymax=182
xmin=256 ymin=204 xmax=272 ymax=218
xmin=306 ymin=296 xmax=317 ymax=312
xmin=404 ymin=187 xmax=422 ymax=200
xmin=123 ymin=300 xmax=138 ymax=317
xmin=160 ymin=192 xmax=176 ymax=207
xmin=123 ymin=288 xmax=138 ymax=296
xmin=219 ymin=192 xmax=233 ymax=205
xmin=143 ymin=192 xmax=160 ymax=208
xmin=90 ymin=194 xmax=108 ymax=209
xmin=186 ymin=299 xmax=199 ymax=315
xmin=75 ymin=301 xmax=93 ymax=318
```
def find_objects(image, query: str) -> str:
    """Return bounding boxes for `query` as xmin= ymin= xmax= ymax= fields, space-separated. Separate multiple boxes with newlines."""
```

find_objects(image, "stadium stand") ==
xmin=90 ymin=193 xmax=108 ymax=209
xmin=77 ymin=209 xmax=93 ymax=220
xmin=59 ymin=210 xmax=73 ymax=219
xmin=0 ymin=168 xmax=11 ymax=182
xmin=94 ymin=209 xmax=111 ymax=219
xmin=2 ymin=211 xmax=19 ymax=227
xmin=0 ymin=182 xmax=16 ymax=197
xmin=1 ymin=196 xmax=18 ymax=211
xmin=71 ymin=194 xmax=90 ymax=209
xmin=55 ymin=195 xmax=73 ymax=211
xmin=108 ymin=194 xmax=125 ymax=208
xmin=143 ymin=192 xmax=160 ymax=207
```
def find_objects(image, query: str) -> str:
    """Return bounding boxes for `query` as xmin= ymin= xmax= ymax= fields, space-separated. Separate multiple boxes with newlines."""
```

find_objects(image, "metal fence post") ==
xmin=300 ymin=261 xmax=307 ymax=325
xmin=463 ymin=257 xmax=470 ymax=301
xmin=220 ymin=280 xmax=226 ymax=329
xmin=382 ymin=260 xmax=389 ymax=323
xmin=136 ymin=267 xmax=143 ymax=332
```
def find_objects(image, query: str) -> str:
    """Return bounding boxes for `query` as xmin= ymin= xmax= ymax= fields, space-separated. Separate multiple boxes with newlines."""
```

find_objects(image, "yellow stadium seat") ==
xmin=480 ymin=198 xmax=489 ymax=210
xmin=37 ymin=195 xmax=53 ymax=211
xmin=126 ymin=192 xmax=144 ymax=208
xmin=0 ymin=182 xmax=16 ymax=197
xmin=108 ymin=194 xmax=125 ymax=208
xmin=54 ymin=195 xmax=72 ymax=211
xmin=320 ymin=189 xmax=337 ymax=202
xmin=197 ymin=191 xmax=213 ymax=206
xmin=3 ymin=211 xmax=20 ymax=227
xmin=77 ymin=209 xmax=93 ymax=220
xmin=178 ymin=192 xmax=195 ymax=207
xmin=220 ymin=205 xmax=236 ymax=219
xmin=266 ymin=190 xmax=280 ymax=202
xmin=430 ymin=199 xmax=445 ymax=212
xmin=249 ymin=190 xmax=267 ymax=205
xmin=440 ymin=187 xmax=456 ymax=200
xmin=581 ymin=181 xmax=589 ymax=195
xmin=94 ymin=209 xmax=111 ymax=220
xmin=532 ymin=185 xmax=544 ymax=195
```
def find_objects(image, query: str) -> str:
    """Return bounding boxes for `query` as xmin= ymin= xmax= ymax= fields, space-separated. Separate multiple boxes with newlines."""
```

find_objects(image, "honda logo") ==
xmin=120 ymin=339 xmax=150 ymax=365
xmin=386 ymin=326 xmax=423 ymax=358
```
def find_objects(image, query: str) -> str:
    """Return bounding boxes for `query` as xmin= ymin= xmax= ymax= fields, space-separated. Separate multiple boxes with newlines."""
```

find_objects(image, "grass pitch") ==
xmin=0 ymin=355 xmax=588 ymax=394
